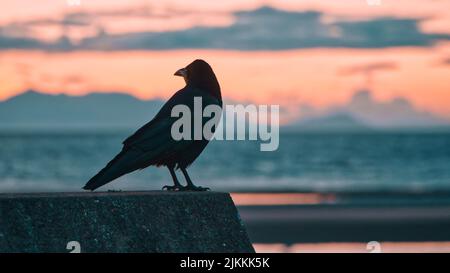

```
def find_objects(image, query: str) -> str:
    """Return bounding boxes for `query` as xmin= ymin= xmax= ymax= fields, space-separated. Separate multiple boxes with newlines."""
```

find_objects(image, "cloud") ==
xmin=1 ymin=6 xmax=450 ymax=51
xmin=79 ymin=6 xmax=450 ymax=50
xmin=339 ymin=61 xmax=398 ymax=75
xmin=339 ymin=61 xmax=399 ymax=86
xmin=294 ymin=90 xmax=449 ymax=128
xmin=440 ymin=57 xmax=450 ymax=66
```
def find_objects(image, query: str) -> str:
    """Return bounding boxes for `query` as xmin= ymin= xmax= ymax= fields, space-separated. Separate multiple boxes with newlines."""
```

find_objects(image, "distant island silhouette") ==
xmin=0 ymin=90 xmax=163 ymax=129
xmin=0 ymin=89 xmax=448 ymax=130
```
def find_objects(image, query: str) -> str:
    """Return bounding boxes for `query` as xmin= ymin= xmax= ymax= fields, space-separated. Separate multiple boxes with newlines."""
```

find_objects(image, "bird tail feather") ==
xmin=83 ymin=149 xmax=141 ymax=191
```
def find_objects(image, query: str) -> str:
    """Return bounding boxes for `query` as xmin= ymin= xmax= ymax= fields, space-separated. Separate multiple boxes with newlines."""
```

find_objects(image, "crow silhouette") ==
xmin=83 ymin=59 xmax=222 ymax=191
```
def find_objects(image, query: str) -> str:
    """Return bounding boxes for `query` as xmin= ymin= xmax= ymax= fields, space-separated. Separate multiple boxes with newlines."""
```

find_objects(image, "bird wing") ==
xmin=122 ymin=87 xmax=221 ymax=151
xmin=122 ymin=87 xmax=188 ymax=148
xmin=123 ymin=88 xmax=222 ymax=168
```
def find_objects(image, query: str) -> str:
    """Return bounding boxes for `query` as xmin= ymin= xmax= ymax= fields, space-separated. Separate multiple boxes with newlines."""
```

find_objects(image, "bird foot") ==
xmin=162 ymin=184 xmax=210 ymax=192
xmin=162 ymin=185 xmax=183 ymax=191
xmin=182 ymin=185 xmax=210 ymax=192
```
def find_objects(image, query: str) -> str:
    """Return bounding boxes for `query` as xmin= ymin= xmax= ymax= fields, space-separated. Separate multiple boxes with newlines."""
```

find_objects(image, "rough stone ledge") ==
xmin=0 ymin=191 xmax=254 ymax=253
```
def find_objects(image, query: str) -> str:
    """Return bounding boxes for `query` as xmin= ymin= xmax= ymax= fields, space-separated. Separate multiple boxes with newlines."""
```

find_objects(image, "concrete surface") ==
xmin=0 ymin=191 xmax=254 ymax=253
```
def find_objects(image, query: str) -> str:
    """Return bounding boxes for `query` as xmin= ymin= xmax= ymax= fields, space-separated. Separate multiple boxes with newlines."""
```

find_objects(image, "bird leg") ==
xmin=180 ymin=167 xmax=210 ymax=191
xmin=163 ymin=166 xmax=183 ymax=191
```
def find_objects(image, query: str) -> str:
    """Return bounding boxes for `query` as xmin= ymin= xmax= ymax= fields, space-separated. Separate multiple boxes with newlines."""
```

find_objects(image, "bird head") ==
xmin=174 ymin=59 xmax=221 ymax=100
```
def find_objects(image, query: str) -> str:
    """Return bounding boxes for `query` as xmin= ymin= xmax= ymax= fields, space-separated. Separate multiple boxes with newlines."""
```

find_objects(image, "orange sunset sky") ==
xmin=1 ymin=0 xmax=450 ymax=118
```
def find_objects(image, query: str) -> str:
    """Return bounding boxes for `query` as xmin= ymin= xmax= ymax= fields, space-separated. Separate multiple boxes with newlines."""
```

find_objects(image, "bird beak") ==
xmin=174 ymin=68 xmax=187 ymax=77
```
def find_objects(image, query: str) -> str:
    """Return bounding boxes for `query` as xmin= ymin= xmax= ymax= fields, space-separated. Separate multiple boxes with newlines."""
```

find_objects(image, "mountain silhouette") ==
xmin=0 ymin=90 xmax=163 ymax=129
xmin=288 ymin=112 xmax=370 ymax=131
xmin=290 ymin=90 xmax=449 ymax=129
xmin=338 ymin=90 xmax=449 ymax=127
xmin=1 ymin=89 xmax=448 ymax=130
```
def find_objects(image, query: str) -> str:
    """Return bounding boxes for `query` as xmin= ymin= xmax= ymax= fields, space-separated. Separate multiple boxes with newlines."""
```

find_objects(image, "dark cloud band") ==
xmin=1 ymin=6 xmax=449 ymax=51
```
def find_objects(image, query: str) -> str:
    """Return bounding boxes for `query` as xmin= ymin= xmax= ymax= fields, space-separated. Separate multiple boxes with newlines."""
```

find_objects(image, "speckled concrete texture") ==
xmin=0 ymin=191 xmax=254 ymax=253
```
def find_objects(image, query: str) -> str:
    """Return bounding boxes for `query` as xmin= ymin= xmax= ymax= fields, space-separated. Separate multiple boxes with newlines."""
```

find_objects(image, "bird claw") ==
xmin=162 ymin=185 xmax=183 ymax=191
xmin=162 ymin=184 xmax=210 ymax=192
xmin=162 ymin=185 xmax=210 ymax=192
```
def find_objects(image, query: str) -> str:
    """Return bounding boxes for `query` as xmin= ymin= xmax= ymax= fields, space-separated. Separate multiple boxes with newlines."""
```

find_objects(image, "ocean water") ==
xmin=0 ymin=131 xmax=449 ymax=193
